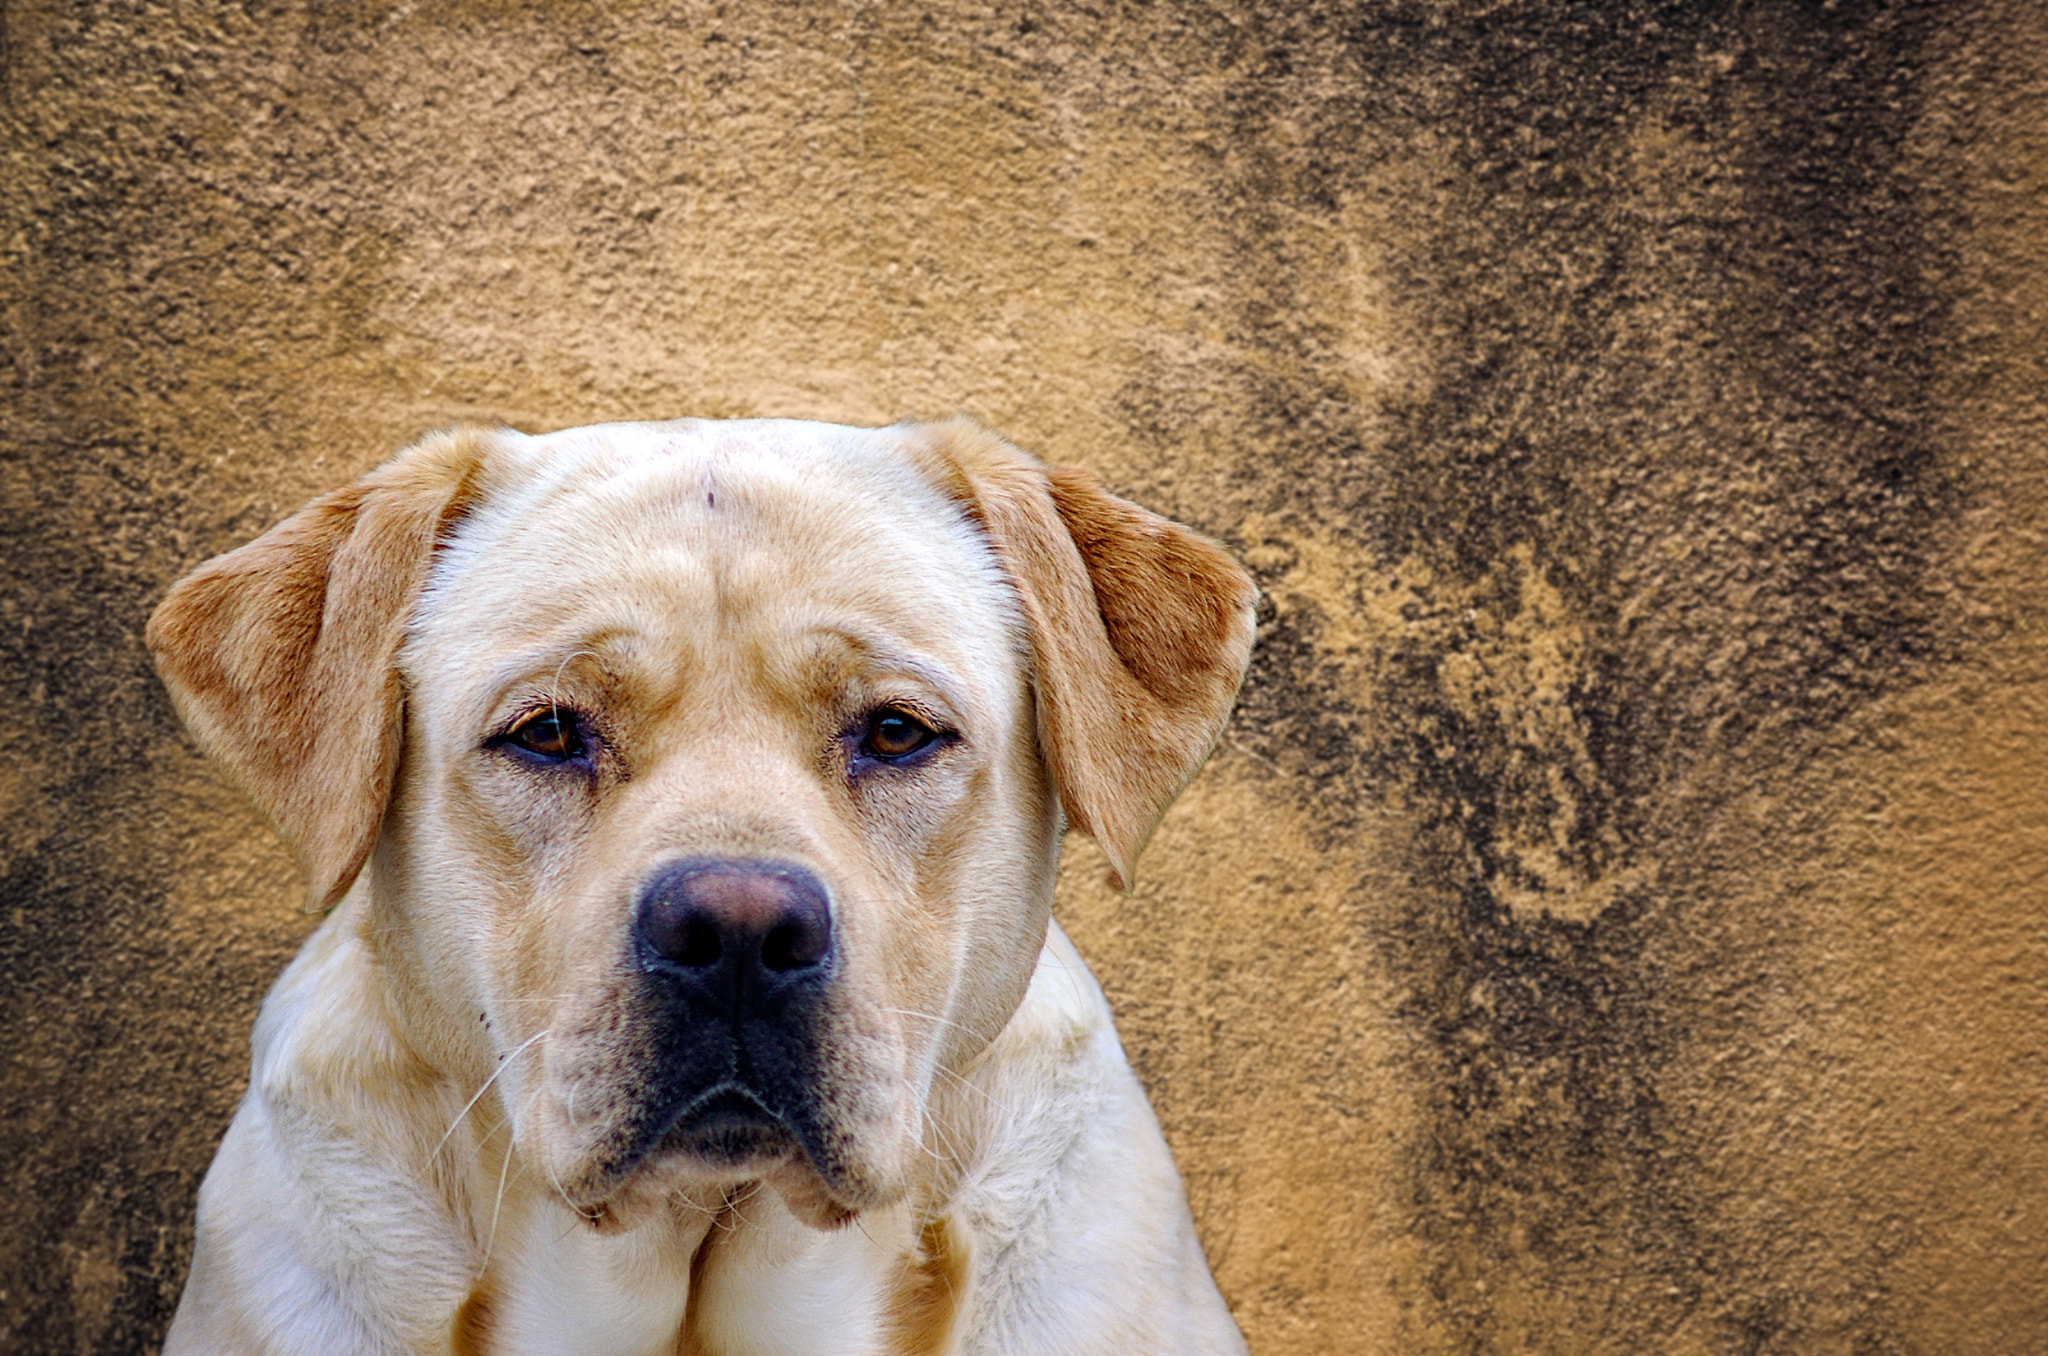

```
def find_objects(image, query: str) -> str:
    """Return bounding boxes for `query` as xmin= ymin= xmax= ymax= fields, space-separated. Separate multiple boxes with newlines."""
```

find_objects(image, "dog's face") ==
xmin=391 ymin=423 xmax=1053 ymax=1218
xmin=148 ymin=417 xmax=1256 ymax=1227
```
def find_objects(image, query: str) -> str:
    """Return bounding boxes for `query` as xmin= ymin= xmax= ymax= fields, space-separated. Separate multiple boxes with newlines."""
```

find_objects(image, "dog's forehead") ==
xmin=409 ymin=419 xmax=1020 ymax=696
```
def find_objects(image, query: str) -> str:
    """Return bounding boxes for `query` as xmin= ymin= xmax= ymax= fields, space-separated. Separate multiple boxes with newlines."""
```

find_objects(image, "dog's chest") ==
xmin=476 ymin=1193 xmax=911 ymax=1356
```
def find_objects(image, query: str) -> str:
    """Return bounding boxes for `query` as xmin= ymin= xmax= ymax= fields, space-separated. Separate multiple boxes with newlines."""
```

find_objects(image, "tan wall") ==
xmin=6 ymin=2 xmax=2047 ymax=1352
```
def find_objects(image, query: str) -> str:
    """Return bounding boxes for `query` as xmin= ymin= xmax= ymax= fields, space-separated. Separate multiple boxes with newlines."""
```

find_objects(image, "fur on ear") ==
xmin=906 ymin=419 xmax=1259 ymax=890
xmin=146 ymin=429 xmax=492 ymax=910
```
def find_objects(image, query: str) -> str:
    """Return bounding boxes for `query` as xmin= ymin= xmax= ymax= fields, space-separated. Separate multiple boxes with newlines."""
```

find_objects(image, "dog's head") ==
xmin=148 ymin=418 xmax=1255 ymax=1225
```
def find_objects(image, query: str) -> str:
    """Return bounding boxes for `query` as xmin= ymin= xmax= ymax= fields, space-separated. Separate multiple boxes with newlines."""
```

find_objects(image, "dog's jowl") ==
xmin=148 ymin=418 xmax=1257 ymax=1356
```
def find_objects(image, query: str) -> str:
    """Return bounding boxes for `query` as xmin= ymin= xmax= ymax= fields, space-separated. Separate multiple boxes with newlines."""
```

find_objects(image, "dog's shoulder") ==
xmin=169 ymin=907 xmax=481 ymax=1355
xmin=932 ymin=922 xmax=1249 ymax=1355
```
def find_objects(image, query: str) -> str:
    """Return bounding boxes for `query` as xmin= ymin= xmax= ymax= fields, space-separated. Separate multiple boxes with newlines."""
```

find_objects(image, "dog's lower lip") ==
xmin=673 ymin=1084 xmax=783 ymax=1130
xmin=646 ymin=1083 xmax=799 ymax=1165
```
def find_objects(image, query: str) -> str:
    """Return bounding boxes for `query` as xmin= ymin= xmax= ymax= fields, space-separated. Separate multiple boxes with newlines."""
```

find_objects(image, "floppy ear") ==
xmin=146 ymin=429 xmax=490 ymax=910
xmin=909 ymin=419 xmax=1259 ymax=890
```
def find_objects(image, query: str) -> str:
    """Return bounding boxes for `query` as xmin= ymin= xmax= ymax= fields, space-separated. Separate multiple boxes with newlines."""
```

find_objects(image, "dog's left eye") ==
xmin=496 ymin=706 xmax=588 ymax=764
xmin=860 ymin=706 xmax=941 ymax=762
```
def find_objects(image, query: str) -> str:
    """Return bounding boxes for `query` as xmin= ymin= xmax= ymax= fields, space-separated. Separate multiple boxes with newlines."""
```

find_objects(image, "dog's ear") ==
xmin=909 ymin=420 xmax=1258 ymax=890
xmin=147 ymin=429 xmax=490 ymax=910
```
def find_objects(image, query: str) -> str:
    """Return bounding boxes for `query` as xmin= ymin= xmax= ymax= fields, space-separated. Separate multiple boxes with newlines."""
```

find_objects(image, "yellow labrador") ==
xmin=148 ymin=418 xmax=1256 ymax=1356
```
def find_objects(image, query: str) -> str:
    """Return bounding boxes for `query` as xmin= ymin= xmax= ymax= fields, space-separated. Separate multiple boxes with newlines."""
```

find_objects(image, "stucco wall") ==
xmin=5 ymin=2 xmax=2046 ymax=1352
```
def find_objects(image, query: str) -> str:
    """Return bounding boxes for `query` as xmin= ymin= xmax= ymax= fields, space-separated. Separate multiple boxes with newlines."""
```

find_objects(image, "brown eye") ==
xmin=501 ymin=707 xmax=586 ymax=763
xmin=862 ymin=707 xmax=938 ymax=761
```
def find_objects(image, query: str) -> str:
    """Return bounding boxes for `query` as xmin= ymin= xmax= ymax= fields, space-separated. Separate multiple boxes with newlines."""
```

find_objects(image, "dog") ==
xmin=147 ymin=417 xmax=1257 ymax=1355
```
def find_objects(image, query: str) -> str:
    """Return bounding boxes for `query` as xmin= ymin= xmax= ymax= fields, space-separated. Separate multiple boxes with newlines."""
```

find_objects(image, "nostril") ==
xmin=759 ymin=919 xmax=829 ymax=972
xmin=638 ymin=904 xmax=718 ymax=970
xmin=760 ymin=923 xmax=797 ymax=972
xmin=677 ymin=917 xmax=722 ymax=969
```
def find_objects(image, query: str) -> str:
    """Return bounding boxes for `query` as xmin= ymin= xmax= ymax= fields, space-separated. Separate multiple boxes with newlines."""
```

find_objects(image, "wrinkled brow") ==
xmin=792 ymin=624 xmax=970 ymax=707
xmin=476 ymin=630 xmax=646 ymax=709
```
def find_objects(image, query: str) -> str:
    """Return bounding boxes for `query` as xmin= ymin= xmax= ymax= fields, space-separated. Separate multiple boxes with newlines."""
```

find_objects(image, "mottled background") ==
xmin=5 ymin=2 xmax=2046 ymax=1352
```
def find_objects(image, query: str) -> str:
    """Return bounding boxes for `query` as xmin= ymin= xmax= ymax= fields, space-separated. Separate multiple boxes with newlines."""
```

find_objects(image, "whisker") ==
xmin=929 ymin=1057 xmax=1013 ymax=1116
xmin=433 ymin=1029 xmax=550 ymax=1165
xmin=872 ymin=1007 xmax=991 ymax=1040
xmin=719 ymin=1181 xmax=761 ymax=1233
xmin=540 ymin=1150 xmax=592 ymax=1225
xmin=545 ymin=647 xmax=602 ymax=712
xmin=907 ymin=1102 xmax=953 ymax=1170
xmin=478 ymin=1124 xmax=518 ymax=1275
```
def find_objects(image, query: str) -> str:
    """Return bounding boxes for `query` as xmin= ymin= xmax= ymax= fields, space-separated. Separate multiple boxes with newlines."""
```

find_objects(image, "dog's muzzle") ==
xmin=612 ymin=857 xmax=841 ymax=1177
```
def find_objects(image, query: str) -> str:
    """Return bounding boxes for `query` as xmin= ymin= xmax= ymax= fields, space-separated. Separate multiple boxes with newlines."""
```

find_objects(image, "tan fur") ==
xmin=145 ymin=429 xmax=490 ymax=909
xmin=152 ymin=418 xmax=1254 ymax=1356
xmin=906 ymin=420 xmax=1258 ymax=887
xmin=887 ymin=1216 xmax=973 ymax=1356
xmin=449 ymin=1281 xmax=496 ymax=1356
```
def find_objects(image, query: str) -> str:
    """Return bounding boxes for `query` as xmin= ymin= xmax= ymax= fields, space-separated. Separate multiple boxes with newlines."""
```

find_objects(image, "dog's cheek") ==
xmin=893 ymin=756 xmax=1059 ymax=1066
xmin=529 ymin=970 xmax=666 ymax=1195
xmin=854 ymin=760 xmax=990 ymax=946
xmin=389 ymin=746 xmax=630 ymax=1109
xmin=441 ymin=755 xmax=614 ymax=964
xmin=456 ymin=754 xmax=603 ymax=864
xmin=798 ymin=1020 xmax=923 ymax=1208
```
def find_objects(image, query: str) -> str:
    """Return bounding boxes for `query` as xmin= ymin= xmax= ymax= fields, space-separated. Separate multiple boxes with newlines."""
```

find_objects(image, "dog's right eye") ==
xmin=494 ymin=706 xmax=589 ymax=765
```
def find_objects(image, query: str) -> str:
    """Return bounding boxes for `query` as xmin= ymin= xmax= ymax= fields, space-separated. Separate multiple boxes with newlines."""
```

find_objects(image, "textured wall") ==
xmin=5 ymin=2 xmax=2047 ymax=1352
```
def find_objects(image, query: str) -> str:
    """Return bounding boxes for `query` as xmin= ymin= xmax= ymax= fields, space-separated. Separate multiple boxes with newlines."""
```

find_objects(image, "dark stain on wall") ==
xmin=2 ymin=10 xmax=318 ymax=1347
xmin=1142 ymin=2 xmax=1974 ymax=1351
xmin=1380 ymin=9 xmax=1964 ymax=1348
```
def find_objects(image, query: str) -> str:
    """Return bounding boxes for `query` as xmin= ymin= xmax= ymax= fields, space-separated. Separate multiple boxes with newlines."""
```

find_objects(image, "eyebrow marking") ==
xmin=485 ymin=631 xmax=636 ymax=711
xmin=805 ymin=624 xmax=970 ymax=718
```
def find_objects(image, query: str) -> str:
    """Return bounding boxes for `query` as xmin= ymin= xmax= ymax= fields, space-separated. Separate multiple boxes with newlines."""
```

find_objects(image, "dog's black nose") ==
xmin=634 ymin=859 xmax=834 ymax=1009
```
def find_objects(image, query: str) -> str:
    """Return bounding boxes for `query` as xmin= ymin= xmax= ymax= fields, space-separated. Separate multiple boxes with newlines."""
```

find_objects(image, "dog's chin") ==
xmin=557 ymin=1087 xmax=872 ymax=1232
